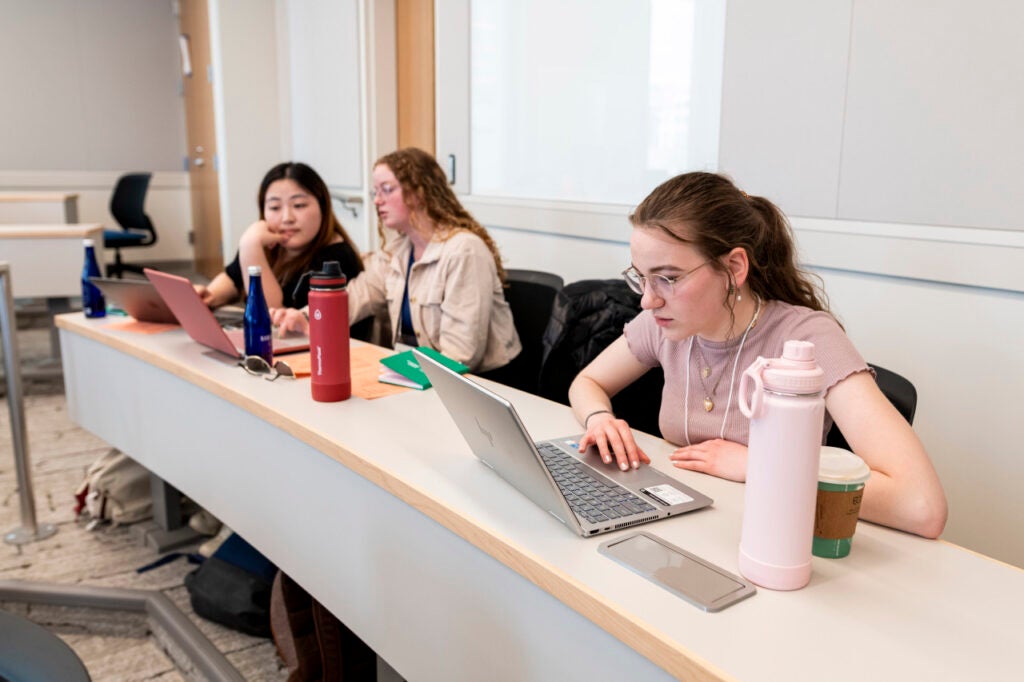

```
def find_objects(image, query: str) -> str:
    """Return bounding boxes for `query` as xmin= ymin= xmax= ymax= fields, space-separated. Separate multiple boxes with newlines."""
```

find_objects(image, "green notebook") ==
xmin=379 ymin=346 xmax=469 ymax=389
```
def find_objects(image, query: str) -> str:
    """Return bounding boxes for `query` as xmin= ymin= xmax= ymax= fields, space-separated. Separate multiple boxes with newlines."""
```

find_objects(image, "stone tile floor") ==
xmin=1 ymin=300 xmax=288 ymax=681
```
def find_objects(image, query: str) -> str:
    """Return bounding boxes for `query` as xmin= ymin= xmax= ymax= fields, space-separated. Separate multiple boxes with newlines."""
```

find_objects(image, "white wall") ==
xmin=819 ymin=269 xmax=1023 ymax=564
xmin=208 ymin=0 xmax=284 ymax=262
xmin=0 ymin=0 xmax=186 ymax=171
xmin=720 ymin=0 xmax=1024 ymax=231
xmin=0 ymin=0 xmax=193 ymax=261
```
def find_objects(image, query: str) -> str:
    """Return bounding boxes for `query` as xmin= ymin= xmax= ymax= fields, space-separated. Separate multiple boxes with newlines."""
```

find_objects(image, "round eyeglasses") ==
xmin=621 ymin=259 xmax=712 ymax=298
xmin=370 ymin=183 xmax=398 ymax=199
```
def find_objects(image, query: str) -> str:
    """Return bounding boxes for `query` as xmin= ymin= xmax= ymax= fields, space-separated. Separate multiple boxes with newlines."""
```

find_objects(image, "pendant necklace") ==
xmin=683 ymin=295 xmax=762 ymax=446
xmin=693 ymin=342 xmax=724 ymax=412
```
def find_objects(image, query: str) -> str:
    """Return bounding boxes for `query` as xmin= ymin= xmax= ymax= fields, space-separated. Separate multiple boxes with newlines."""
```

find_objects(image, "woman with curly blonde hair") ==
xmin=273 ymin=148 xmax=521 ymax=373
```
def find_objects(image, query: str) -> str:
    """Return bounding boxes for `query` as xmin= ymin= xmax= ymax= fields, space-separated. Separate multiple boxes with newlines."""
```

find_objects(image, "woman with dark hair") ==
xmin=569 ymin=171 xmax=947 ymax=538
xmin=196 ymin=161 xmax=363 ymax=310
xmin=274 ymin=147 xmax=520 ymax=373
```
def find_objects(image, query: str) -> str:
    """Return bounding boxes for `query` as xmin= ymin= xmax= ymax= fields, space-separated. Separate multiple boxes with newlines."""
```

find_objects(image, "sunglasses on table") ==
xmin=238 ymin=355 xmax=296 ymax=381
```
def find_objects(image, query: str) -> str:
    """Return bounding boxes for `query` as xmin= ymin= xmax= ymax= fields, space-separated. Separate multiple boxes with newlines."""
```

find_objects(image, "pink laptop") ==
xmin=144 ymin=268 xmax=309 ymax=358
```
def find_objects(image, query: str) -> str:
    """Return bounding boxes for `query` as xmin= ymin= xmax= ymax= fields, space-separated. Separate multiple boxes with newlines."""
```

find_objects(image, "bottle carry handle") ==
xmin=738 ymin=357 xmax=770 ymax=419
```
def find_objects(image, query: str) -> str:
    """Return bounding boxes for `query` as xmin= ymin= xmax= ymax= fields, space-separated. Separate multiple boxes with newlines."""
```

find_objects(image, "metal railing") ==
xmin=0 ymin=262 xmax=58 ymax=546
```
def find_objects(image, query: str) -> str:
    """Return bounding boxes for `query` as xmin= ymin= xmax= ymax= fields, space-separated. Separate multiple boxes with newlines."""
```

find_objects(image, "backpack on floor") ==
xmin=73 ymin=448 xmax=153 ymax=527
xmin=184 ymin=532 xmax=278 ymax=638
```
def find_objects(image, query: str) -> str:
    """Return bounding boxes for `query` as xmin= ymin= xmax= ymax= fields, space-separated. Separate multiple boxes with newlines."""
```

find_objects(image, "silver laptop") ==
xmin=414 ymin=349 xmax=713 ymax=537
xmin=89 ymin=277 xmax=178 ymax=324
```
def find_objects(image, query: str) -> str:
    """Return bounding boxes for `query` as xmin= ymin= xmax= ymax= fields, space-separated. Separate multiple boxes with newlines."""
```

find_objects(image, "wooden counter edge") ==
xmin=0 ymin=192 xmax=80 ymax=202
xmin=0 ymin=223 xmax=103 ymax=238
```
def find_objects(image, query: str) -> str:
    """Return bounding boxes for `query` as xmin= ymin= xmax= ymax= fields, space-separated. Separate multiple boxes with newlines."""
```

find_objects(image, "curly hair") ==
xmin=630 ymin=171 xmax=830 ymax=322
xmin=258 ymin=162 xmax=362 ymax=286
xmin=374 ymin=147 xmax=507 ymax=283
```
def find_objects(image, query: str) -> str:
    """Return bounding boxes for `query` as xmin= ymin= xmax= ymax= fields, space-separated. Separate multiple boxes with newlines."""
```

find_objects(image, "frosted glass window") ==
xmin=470 ymin=0 xmax=724 ymax=205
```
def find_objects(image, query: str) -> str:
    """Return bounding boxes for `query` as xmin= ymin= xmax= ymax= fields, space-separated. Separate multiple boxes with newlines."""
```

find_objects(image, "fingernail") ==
xmin=619 ymin=462 xmax=628 ymax=471
xmin=632 ymin=461 xmax=638 ymax=470
xmin=603 ymin=457 xmax=610 ymax=464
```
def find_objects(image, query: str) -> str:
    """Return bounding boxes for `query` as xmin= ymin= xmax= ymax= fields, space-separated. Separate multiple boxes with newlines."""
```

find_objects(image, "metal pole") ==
xmin=0 ymin=263 xmax=57 ymax=545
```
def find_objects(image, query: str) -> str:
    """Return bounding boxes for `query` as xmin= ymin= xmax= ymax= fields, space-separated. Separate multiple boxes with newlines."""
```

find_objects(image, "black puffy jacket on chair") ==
xmin=539 ymin=279 xmax=665 ymax=436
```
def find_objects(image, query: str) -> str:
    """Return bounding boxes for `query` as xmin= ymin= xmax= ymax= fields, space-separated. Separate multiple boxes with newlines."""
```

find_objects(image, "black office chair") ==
xmin=104 ymin=172 xmax=158 ymax=278
xmin=479 ymin=269 xmax=564 ymax=395
xmin=826 ymin=362 xmax=917 ymax=450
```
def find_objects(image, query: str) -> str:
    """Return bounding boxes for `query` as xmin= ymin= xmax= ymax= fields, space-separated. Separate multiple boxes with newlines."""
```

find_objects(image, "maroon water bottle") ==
xmin=308 ymin=261 xmax=351 ymax=402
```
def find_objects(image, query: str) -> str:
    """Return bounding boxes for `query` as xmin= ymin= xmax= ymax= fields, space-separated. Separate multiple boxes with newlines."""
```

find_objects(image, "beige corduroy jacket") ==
xmin=347 ymin=231 xmax=521 ymax=372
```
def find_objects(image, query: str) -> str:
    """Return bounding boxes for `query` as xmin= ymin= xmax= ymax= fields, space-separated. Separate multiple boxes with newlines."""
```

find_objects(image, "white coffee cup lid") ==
xmin=819 ymin=446 xmax=871 ymax=484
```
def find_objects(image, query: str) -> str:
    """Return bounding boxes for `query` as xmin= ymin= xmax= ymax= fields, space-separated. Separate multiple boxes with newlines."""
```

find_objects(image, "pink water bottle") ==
xmin=737 ymin=340 xmax=825 ymax=590
xmin=308 ymin=261 xmax=351 ymax=402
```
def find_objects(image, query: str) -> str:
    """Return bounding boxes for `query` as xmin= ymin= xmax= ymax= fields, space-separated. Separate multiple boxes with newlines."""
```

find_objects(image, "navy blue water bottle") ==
xmin=243 ymin=265 xmax=273 ymax=363
xmin=81 ymin=238 xmax=106 ymax=318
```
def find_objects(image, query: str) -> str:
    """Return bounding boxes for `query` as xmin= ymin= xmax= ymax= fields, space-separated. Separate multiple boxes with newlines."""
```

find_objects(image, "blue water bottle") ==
xmin=244 ymin=265 xmax=273 ymax=363
xmin=81 ymin=238 xmax=106 ymax=318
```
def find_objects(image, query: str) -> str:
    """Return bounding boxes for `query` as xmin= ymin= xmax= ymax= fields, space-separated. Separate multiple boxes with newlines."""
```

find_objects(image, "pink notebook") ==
xmin=144 ymin=268 xmax=309 ymax=358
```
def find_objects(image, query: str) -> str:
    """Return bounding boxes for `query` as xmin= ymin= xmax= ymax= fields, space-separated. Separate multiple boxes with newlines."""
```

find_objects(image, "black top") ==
xmin=225 ymin=241 xmax=363 ymax=309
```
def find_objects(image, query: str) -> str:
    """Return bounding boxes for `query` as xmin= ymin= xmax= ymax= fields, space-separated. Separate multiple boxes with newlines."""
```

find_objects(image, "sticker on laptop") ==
xmin=642 ymin=484 xmax=695 ymax=506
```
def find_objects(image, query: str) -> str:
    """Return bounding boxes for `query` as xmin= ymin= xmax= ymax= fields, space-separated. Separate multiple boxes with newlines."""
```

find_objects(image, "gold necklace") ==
xmin=690 ymin=296 xmax=762 ymax=412
xmin=693 ymin=343 xmax=724 ymax=412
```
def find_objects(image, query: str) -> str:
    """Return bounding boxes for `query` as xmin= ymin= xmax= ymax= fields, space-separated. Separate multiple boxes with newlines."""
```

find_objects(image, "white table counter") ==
xmin=56 ymin=313 xmax=1023 ymax=681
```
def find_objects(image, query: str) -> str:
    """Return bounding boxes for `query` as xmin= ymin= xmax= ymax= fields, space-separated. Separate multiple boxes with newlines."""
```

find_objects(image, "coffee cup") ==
xmin=813 ymin=447 xmax=870 ymax=559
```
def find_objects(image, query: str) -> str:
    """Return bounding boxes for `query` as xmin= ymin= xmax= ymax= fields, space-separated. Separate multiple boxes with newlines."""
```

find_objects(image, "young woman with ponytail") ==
xmin=568 ymin=172 xmax=947 ymax=538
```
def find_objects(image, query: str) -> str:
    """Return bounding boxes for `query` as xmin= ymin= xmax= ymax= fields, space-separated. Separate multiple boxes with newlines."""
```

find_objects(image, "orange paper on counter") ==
xmin=103 ymin=319 xmax=180 ymax=335
xmin=351 ymin=345 xmax=411 ymax=399
xmin=278 ymin=345 xmax=411 ymax=400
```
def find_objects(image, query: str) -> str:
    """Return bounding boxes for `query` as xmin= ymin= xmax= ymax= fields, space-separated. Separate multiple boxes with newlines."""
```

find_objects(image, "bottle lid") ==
xmin=762 ymin=340 xmax=825 ymax=394
xmin=83 ymin=238 xmax=95 ymax=247
xmin=819 ymin=446 xmax=871 ymax=484
xmin=310 ymin=260 xmax=347 ymax=289
xmin=247 ymin=265 xmax=262 ymax=276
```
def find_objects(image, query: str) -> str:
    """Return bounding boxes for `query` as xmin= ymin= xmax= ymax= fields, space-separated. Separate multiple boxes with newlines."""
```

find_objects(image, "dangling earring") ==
xmin=729 ymin=281 xmax=742 ymax=303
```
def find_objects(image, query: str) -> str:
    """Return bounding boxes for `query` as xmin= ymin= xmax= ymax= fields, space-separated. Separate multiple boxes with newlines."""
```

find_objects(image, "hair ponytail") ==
xmin=745 ymin=195 xmax=829 ymax=313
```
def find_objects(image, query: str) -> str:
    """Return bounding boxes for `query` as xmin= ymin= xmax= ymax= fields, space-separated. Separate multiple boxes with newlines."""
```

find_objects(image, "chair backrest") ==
xmin=826 ymin=362 xmax=917 ymax=449
xmin=110 ymin=172 xmax=156 ymax=245
xmin=538 ymin=279 xmax=664 ymax=436
xmin=484 ymin=269 xmax=564 ymax=394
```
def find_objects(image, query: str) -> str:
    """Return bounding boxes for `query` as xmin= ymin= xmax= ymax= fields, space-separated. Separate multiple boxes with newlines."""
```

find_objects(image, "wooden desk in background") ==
xmin=56 ymin=313 xmax=1023 ymax=682
xmin=0 ymin=192 xmax=79 ymax=224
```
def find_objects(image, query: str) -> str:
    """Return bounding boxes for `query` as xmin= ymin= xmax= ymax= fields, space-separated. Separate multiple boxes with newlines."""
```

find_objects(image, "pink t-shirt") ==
xmin=623 ymin=299 xmax=869 ymax=447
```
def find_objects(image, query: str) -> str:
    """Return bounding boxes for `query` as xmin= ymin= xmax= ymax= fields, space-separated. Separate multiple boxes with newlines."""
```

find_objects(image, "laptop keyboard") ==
xmin=536 ymin=442 xmax=657 ymax=524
